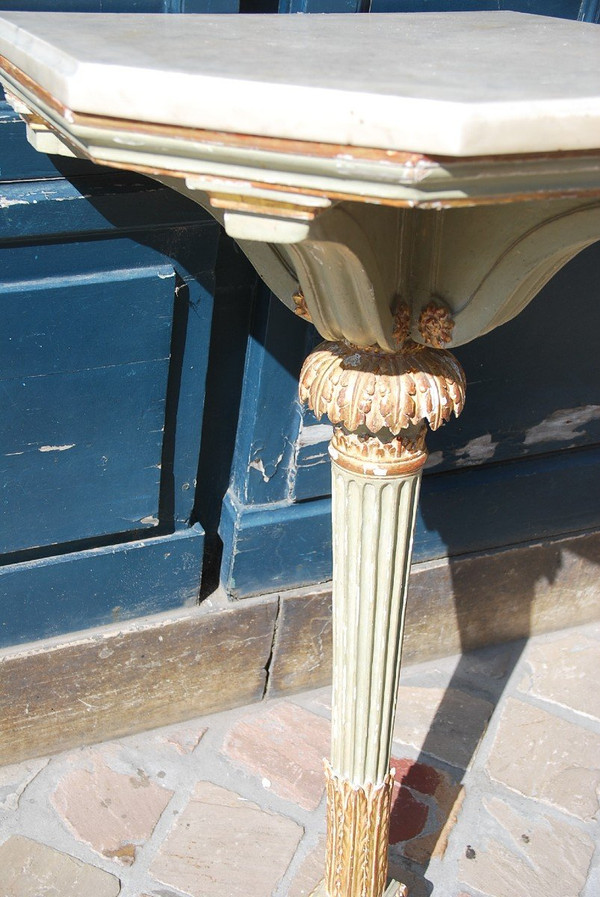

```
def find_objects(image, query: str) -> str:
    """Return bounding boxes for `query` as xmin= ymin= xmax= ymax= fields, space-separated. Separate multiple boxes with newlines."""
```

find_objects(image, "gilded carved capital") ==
xmin=299 ymin=340 xmax=466 ymax=436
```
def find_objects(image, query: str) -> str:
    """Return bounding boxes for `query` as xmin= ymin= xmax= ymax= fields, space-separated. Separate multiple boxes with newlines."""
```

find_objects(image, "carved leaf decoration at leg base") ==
xmin=324 ymin=762 xmax=397 ymax=897
xmin=299 ymin=340 xmax=465 ymax=435
xmin=309 ymin=880 xmax=408 ymax=896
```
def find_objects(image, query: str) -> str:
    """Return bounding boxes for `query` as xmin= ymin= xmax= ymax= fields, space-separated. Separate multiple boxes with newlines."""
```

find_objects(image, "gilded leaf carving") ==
xmin=324 ymin=763 xmax=398 ymax=897
xmin=299 ymin=340 xmax=465 ymax=436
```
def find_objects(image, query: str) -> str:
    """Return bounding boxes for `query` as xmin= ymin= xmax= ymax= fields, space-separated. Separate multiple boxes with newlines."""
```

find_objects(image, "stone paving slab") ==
xmin=0 ymin=834 xmax=121 ymax=896
xmin=222 ymin=701 xmax=331 ymax=810
xmin=51 ymin=756 xmax=174 ymax=865
xmin=0 ymin=757 xmax=48 ymax=811
xmin=287 ymin=837 xmax=325 ymax=897
xmin=0 ymin=619 xmax=598 ymax=897
xmin=486 ymin=696 xmax=600 ymax=821
xmin=392 ymin=686 xmax=494 ymax=770
xmin=149 ymin=781 xmax=303 ymax=897
xmin=518 ymin=629 xmax=600 ymax=721
xmin=457 ymin=796 xmax=595 ymax=897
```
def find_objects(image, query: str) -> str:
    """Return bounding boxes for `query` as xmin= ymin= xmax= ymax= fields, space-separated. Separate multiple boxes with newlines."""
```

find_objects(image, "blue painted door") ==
xmin=0 ymin=0 xmax=238 ymax=647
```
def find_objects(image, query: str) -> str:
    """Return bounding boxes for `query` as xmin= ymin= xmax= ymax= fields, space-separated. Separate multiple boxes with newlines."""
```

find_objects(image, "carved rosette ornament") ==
xmin=392 ymin=301 xmax=411 ymax=346
xmin=418 ymin=300 xmax=455 ymax=348
xmin=292 ymin=288 xmax=312 ymax=321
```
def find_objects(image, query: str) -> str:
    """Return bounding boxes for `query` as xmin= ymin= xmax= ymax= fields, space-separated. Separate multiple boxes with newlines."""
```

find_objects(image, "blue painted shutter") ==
xmin=0 ymin=0 xmax=238 ymax=646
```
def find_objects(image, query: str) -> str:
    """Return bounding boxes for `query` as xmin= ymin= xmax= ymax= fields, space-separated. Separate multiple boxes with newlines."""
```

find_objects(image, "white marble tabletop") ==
xmin=1 ymin=10 xmax=600 ymax=156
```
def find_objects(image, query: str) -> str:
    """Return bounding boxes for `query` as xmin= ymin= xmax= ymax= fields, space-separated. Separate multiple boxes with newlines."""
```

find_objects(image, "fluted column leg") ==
xmin=323 ymin=427 xmax=425 ymax=897
xmin=300 ymin=340 xmax=466 ymax=897
xmin=330 ymin=451 xmax=421 ymax=787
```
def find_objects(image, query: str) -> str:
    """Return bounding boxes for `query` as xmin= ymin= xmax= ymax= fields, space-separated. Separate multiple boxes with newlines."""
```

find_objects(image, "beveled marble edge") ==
xmin=5 ymin=67 xmax=600 ymax=218
xmin=1 ymin=11 xmax=600 ymax=157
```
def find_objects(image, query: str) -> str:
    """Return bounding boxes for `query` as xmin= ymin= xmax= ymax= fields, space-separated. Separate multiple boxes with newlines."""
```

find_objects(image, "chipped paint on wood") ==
xmin=524 ymin=405 xmax=600 ymax=446
xmin=38 ymin=443 xmax=76 ymax=453
xmin=424 ymin=450 xmax=444 ymax=470
xmin=0 ymin=195 xmax=28 ymax=208
xmin=423 ymin=436 xmax=497 ymax=470
xmin=455 ymin=434 xmax=498 ymax=466
xmin=297 ymin=422 xmax=333 ymax=448
xmin=249 ymin=450 xmax=285 ymax=483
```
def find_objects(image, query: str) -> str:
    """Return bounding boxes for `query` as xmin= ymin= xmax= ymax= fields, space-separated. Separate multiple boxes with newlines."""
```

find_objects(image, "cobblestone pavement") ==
xmin=1 ymin=620 xmax=599 ymax=897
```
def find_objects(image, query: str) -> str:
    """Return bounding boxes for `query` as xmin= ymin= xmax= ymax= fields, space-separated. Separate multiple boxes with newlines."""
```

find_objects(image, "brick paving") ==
xmin=1 ymin=620 xmax=599 ymax=897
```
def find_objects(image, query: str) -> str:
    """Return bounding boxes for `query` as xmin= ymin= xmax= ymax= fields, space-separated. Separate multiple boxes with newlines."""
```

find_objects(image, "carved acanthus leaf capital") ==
xmin=299 ymin=340 xmax=466 ymax=435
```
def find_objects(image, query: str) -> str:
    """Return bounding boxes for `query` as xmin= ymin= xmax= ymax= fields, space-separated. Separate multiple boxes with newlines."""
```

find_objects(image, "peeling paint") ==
xmin=249 ymin=458 xmax=268 ymax=480
xmin=249 ymin=450 xmax=285 ymax=483
xmin=424 ymin=450 xmax=444 ymax=469
xmin=297 ymin=422 xmax=333 ymax=448
xmin=38 ymin=444 xmax=76 ymax=453
xmin=0 ymin=196 xmax=28 ymax=208
xmin=140 ymin=515 xmax=159 ymax=525
xmin=112 ymin=136 xmax=144 ymax=147
xmin=157 ymin=270 xmax=175 ymax=279
xmin=524 ymin=405 xmax=600 ymax=446
xmin=36 ymin=193 xmax=85 ymax=203
xmin=300 ymin=453 xmax=329 ymax=464
xmin=425 ymin=437 xmax=497 ymax=470
xmin=455 ymin=434 xmax=497 ymax=465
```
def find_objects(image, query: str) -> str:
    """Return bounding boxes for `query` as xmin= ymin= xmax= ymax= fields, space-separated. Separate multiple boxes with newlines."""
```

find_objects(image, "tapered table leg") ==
xmin=325 ymin=430 xmax=423 ymax=897
xmin=300 ymin=340 xmax=466 ymax=897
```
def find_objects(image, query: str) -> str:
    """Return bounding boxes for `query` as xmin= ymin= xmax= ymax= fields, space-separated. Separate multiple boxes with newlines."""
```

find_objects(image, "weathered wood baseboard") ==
xmin=1 ymin=530 xmax=598 ymax=766
xmin=0 ymin=596 xmax=278 ymax=766
xmin=267 ymin=528 xmax=600 ymax=696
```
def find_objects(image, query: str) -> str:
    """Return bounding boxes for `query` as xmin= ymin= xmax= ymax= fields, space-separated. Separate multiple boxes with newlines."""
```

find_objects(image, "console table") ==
xmin=1 ymin=10 xmax=600 ymax=897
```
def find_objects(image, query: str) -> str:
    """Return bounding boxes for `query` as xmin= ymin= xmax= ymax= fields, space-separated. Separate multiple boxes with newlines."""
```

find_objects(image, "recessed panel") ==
xmin=0 ymin=240 xmax=175 ymax=554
